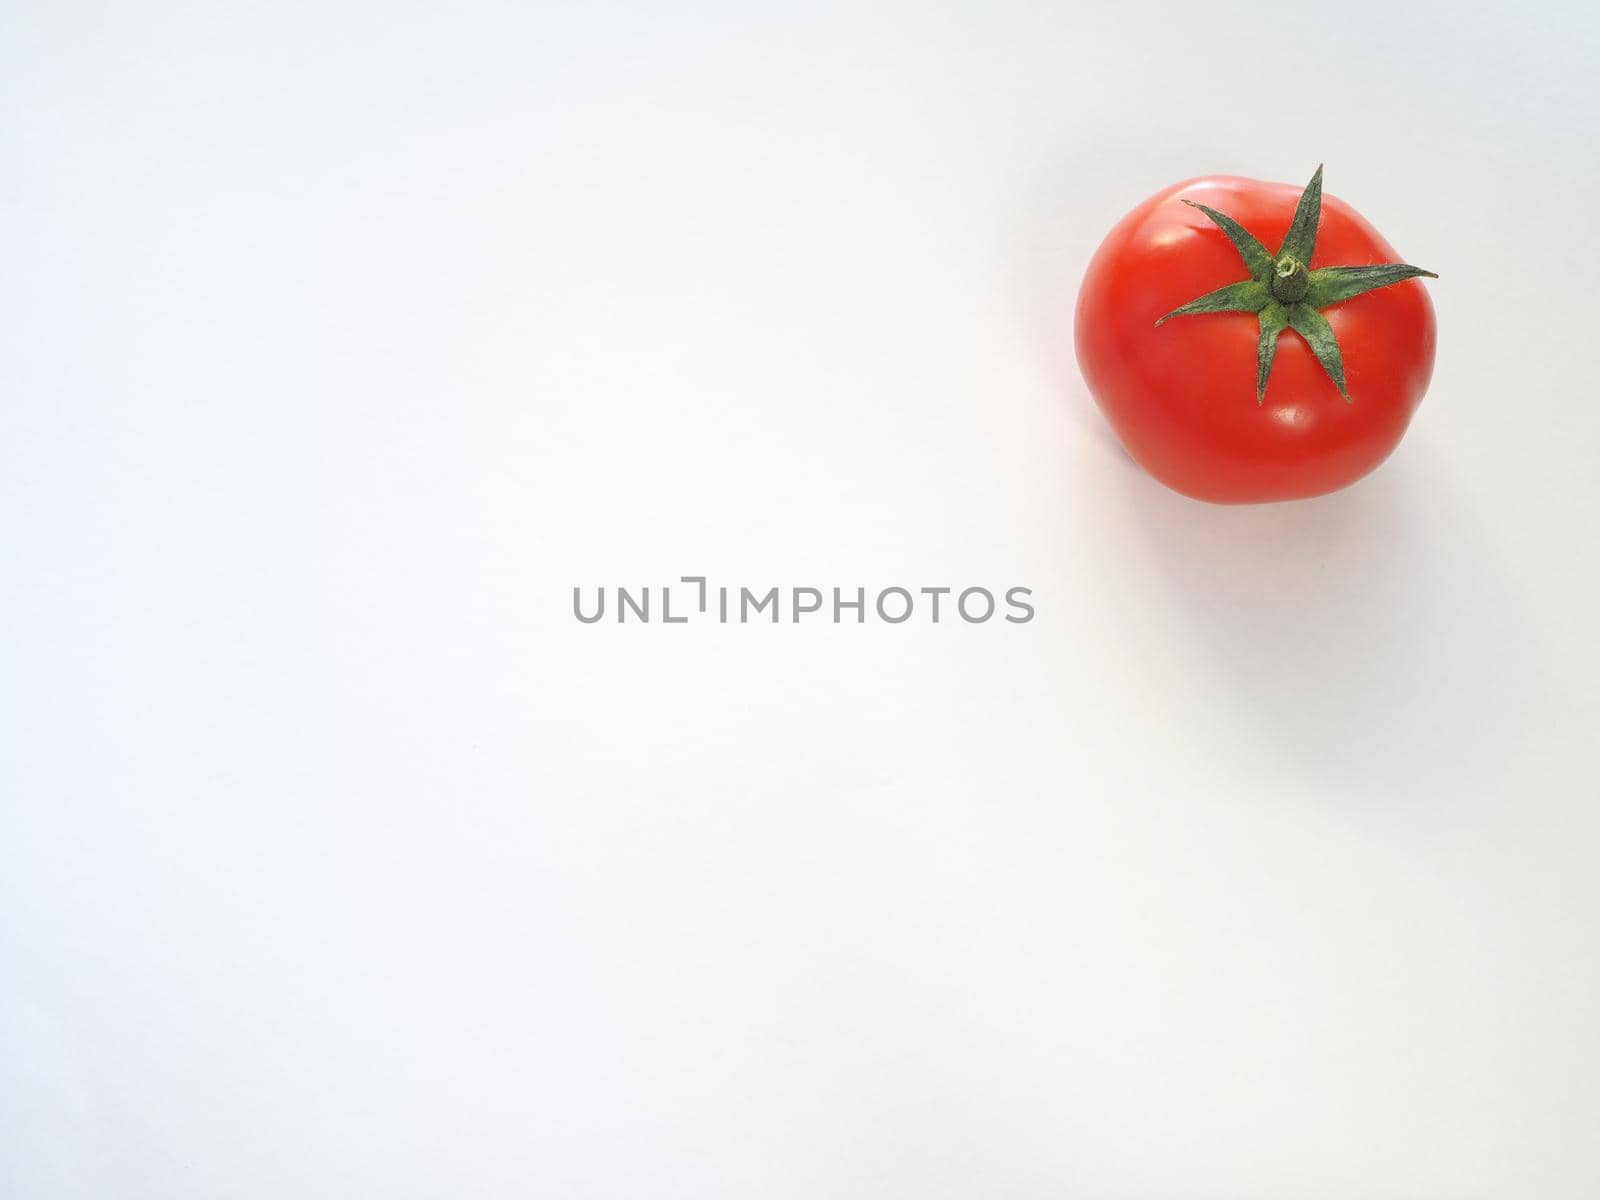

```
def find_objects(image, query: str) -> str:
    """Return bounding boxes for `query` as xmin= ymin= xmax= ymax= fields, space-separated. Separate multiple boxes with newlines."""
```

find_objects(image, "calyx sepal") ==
xmin=1156 ymin=166 xmax=1437 ymax=403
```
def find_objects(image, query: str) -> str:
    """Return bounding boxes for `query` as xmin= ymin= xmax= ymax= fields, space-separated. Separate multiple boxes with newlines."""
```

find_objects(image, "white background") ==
xmin=4 ymin=1 xmax=1599 ymax=1197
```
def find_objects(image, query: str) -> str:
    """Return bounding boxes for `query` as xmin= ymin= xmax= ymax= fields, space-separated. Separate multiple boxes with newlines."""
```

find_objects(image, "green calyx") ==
xmin=1154 ymin=165 xmax=1437 ymax=403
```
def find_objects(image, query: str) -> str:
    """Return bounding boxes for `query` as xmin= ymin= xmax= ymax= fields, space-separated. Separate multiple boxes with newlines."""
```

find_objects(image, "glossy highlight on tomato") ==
xmin=1075 ymin=173 xmax=1437 ymax=504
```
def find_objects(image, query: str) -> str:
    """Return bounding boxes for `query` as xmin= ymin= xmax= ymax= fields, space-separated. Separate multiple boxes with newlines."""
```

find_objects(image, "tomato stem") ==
xmin=1270 ymin=255 xmax=1310 ymax=303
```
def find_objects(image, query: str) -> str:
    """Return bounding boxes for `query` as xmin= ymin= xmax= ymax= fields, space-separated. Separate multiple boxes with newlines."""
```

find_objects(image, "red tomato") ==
xmin=1075 ymin=174 xmax=1437 ymax=504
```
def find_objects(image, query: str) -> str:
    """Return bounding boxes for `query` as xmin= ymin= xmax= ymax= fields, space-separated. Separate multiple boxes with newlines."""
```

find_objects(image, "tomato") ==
xmin=1075 ymin=170 xmax=1437 ymax=504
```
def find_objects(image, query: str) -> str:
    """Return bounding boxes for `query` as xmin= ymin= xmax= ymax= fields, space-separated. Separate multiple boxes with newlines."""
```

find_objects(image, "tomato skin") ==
xmin=1075 ymin=175 xmax=1436 ymax=504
